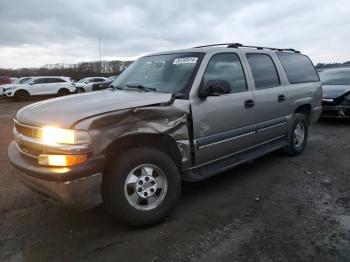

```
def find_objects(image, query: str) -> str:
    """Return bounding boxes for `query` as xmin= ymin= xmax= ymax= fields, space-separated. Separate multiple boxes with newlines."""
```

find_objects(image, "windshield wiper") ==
xmin=126 ymin=84 xmax=158 ymax=92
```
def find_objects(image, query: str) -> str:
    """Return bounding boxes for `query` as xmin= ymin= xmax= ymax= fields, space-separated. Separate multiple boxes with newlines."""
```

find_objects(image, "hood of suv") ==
xmin=322 ymin=85 xmax=350 ymax=99
xmin=16 ymin=90 xmax=172 ymax=128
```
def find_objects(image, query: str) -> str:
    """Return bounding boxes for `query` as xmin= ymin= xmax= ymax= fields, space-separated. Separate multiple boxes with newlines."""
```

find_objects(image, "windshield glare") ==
xmin=319 ymin=69 xmax=350 ymax=85
xmin=111 ymin=53 xmax=202 ymax=94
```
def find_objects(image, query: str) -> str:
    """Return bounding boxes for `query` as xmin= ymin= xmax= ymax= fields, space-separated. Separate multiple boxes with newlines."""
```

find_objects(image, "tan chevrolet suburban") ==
xmin=8 ymin=43 xmax=322 ymax=226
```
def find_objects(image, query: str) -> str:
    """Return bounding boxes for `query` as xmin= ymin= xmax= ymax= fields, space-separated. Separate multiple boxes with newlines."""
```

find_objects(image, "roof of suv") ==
xmin=147 ymin=43 xmax=302 ymax=57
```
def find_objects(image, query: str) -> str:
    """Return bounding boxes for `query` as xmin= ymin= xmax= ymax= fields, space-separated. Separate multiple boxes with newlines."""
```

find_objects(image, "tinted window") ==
xmin=202 ymin=53 xmax=247 ymax=93
xmin=277 ymin=53 xmax=319 ymax=84
xmin=246 ymin=53 xmax=280 ymax=89
xmin=33 ymin=78 xmax=48 ymax=84
xmin=319 ymin=69 xmax=350 ymax=85
xmin=49 ymin=78 xmax=65 ymax=83
xmin=95 ymin=78 xmax=105 ymax=82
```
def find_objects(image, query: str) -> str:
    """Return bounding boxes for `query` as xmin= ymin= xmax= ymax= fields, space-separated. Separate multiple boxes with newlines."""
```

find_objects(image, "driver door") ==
xmin=191 ymin=52 xmax=257 ymax=165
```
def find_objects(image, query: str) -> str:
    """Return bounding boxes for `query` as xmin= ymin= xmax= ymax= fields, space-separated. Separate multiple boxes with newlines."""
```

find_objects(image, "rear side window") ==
xmin=203 ymin=53 xmax=247 ymax=93
xmin=49 ymin=78 xmax=65 ymax=83
xmin=33 ymin=78 xmax=47 ymax=84
xmin=277 ymin=53 xmax=319 ymax=84
xmin=246 ymin=53 xmax=280 ymax=89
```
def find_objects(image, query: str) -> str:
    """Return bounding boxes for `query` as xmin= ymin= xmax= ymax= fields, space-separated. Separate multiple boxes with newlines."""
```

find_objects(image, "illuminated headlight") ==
xmin=41 ymin=126 xmax=90 ymax=145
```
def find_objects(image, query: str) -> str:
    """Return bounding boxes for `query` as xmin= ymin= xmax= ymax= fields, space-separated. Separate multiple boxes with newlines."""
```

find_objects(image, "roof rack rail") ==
xmin=193 ymin=43 xmax=300 ymax=53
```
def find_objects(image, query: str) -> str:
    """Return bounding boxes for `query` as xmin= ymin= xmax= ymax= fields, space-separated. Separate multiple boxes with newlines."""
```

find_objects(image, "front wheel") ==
xmin=14 ymin=90 xmax=29 ymax=101
xmin=283 ymin=113 xmax=308 ymax=156
xmin=102 ymin=147 xmax=181 ymax=227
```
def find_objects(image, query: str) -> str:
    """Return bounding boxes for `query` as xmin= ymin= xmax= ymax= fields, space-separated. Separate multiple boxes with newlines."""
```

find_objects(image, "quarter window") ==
xmin=277 ymin=53 xmax=319 ymax=84
xmin=246 ymin=54 xmax=280 ymax=89
xmin=202 ymin=53 xmax=247 ymax=93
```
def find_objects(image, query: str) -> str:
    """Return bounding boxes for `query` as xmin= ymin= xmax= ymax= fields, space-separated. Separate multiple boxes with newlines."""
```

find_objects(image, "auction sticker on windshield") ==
xmin=173 ymin=57 xmax=198 ymax=64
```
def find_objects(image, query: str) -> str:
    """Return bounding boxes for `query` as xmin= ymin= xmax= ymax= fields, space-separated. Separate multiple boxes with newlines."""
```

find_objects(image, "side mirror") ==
xmin=198 ymin=80 xmax=231 ymax=98
xmin=29 ymin=82 xmax=34 ymax=85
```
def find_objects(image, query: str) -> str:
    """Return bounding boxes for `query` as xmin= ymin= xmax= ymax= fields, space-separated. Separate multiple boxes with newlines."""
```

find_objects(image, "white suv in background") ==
xmin=0 ymin=77 xmax=33 ymax=97
xmin=2 ymin=76 xmax=76 ymax=101
xmin=74 ymin=77 xmax=107 ymax=93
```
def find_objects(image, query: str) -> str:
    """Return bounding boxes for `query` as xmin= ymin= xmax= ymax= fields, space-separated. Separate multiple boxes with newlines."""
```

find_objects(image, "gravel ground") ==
xmin=0 ymin=99 xmax=349 ymax=262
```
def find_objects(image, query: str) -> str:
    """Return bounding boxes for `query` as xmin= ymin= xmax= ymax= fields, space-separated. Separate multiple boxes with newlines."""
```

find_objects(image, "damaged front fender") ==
xmin=73 ymin=99 xmax=193 ymax=170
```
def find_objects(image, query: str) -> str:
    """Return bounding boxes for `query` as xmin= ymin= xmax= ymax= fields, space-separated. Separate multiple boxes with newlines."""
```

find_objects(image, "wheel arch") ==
xmin=104 ymin=133 xmax=183 ymax=171
xmin=294 ymin=104 xmax=311 ymax=124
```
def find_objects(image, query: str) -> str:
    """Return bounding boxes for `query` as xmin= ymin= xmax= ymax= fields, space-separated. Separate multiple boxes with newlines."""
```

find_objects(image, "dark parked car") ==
xmin=319 ymin=67 xmax=350 ymax=118
xmin=92 ymin=75 xmax=119 ymax=91
xmin=0 ymin=76 xmax=12 ymax=85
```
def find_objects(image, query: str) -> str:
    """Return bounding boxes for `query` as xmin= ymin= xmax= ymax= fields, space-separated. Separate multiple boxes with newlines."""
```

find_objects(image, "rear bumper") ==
xmin=8 ymin=141 xmax=105 ymax=209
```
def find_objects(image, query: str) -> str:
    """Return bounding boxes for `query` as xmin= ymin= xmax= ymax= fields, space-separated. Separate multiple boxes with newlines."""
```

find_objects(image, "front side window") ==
xmin=112 ymin=53 xmax=203 ymax=94
xmin=202 ymin=53 xmax=247 ymax=93
xmin=246 ymin=53 xmax=280 ymax=89
xmin=277 ymin=53 xmax=319 ymax=84
xmin=319 ymin=69 xmax=350 ymax=85
xmin=33 ymin=78 xmax=47 ymax=84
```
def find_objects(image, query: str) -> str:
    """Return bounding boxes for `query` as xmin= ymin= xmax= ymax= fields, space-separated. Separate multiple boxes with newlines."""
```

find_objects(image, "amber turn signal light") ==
xmin=38 ymin=154 xmax=87 ymax=167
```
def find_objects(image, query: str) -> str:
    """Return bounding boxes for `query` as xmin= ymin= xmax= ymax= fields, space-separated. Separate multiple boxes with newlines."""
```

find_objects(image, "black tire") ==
xmin=76 ymin=88 xmax=85 ymax=93
xmin=102 ymin=147 xmax=181 ymax=227
xmin=57 ymin=88 xmax=70 ymax=96
xmin=14 ymin=90 xmax=29 ymax=101
xmin=283 ymin=113 xmax=308 ymax=156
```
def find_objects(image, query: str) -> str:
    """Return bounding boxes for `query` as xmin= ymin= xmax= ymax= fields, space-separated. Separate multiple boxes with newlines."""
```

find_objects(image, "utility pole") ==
xmin=99 ymin=37 xmax=102 ymax=73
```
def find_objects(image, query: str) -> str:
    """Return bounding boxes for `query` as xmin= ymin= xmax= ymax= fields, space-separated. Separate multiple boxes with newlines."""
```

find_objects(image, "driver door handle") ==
xmin=244 ymin=99 xmax=255 ymax=108
xmin=278 ymin=94 xmax=286 ymax=102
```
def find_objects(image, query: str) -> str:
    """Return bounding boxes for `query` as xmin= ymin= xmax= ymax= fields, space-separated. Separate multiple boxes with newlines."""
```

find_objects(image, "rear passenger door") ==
xmin=47 ymin=78 xmax=66 ymax=94
xmin=191 ymin=52 xmax=257 ymax=165
xmin=245 ymin=53 xmax=289 ymax=143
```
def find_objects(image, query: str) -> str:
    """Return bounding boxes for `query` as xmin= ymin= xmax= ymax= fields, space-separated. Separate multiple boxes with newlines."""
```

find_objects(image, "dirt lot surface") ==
xmin=0 ymin=99 xmax=349 ymax=262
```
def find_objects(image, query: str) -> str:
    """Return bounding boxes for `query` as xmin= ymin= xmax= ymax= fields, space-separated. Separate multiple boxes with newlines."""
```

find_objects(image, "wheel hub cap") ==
xmin=294 ymin=123 xmax=305 ymax=147
xmin=135 ymin=175 xmax=158 ymax=198
xmin=124 ymin=164 xmax=168 ymax=211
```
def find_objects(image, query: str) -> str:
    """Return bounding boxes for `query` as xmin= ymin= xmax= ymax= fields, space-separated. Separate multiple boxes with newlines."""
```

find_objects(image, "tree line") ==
xmin=315 ymin=61 xmax=350 ymax=69
xmin=0 ymin=60 xmax=134 ymax=80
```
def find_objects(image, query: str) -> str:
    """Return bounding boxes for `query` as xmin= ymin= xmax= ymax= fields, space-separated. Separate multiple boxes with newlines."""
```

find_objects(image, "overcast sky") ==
xmin=0 ymin=0 xmax=349 ymax=68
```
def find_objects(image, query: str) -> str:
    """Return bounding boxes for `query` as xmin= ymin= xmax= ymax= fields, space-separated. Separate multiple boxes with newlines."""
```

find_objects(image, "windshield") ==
xmin=319 ymin=69 xmax=350 ymax=85
xmin=111 ymin=53 xmax=203 ymax=94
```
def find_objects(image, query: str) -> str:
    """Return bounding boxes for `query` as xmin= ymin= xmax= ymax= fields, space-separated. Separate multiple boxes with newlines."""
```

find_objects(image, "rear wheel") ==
xmin=14 ymin=90 xmax=29 ymax=101
xmin=102 ymin=147 xmax=181 ymax=227
xmin=284 ymin=113 xmax=308 ymax=156
xmin=57 ymin=88 xmax=70 ymax=96
xmin=76 ymin=88 xmax=85 ymax=93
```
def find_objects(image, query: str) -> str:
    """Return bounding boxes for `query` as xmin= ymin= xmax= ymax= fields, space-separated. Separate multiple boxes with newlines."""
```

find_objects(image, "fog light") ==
xmin=38 ymin=154 xmax=87 ymax=167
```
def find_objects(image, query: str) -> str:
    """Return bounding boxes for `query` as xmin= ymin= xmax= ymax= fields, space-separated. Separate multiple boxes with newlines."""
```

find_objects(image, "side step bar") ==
xmin=183 ymin=136 xmax=287 ymax=182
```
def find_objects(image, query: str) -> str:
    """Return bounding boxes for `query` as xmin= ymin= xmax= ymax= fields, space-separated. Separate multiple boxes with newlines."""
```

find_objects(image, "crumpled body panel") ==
xmin=74 ymin=99 xmax=192 ymax=169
